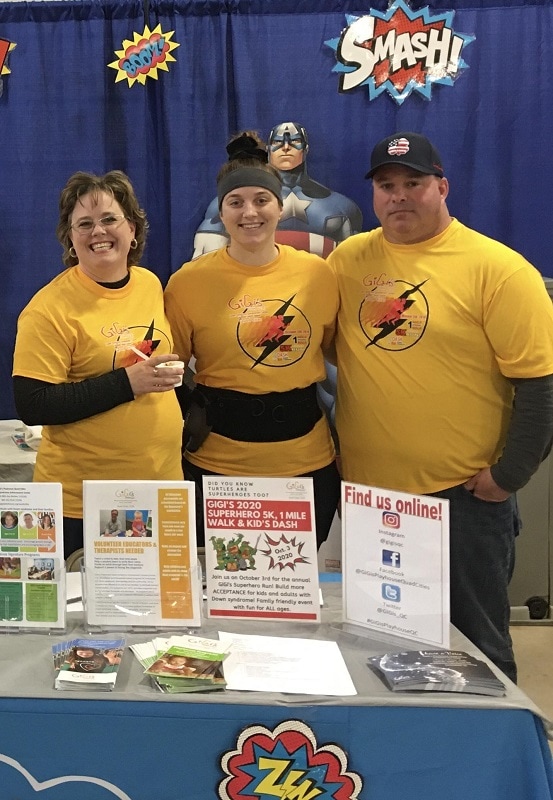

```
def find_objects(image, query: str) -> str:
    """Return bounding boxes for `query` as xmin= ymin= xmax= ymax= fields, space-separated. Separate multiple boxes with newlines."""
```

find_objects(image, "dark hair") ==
xmin=57 ymin=170 xmax=148 ymax=268
xmin=216 ymin=131 xmax=282 ymax=209
xmin=216 ymin=131 xmax=269 ymax=177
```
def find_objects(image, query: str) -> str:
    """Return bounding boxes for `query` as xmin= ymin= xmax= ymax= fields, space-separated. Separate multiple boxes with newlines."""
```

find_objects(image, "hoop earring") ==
xmin=130 ymin=238 xmax=138 ymax=250
xmin=69 ymin=246 xmax=77 ymax=258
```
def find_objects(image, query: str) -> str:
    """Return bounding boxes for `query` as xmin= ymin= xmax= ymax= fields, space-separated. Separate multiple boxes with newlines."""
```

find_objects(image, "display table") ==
xmin=0 ymin=581 xmax=551 ymax=800
xmin=0 ymin=419 xmax=36 ymax=482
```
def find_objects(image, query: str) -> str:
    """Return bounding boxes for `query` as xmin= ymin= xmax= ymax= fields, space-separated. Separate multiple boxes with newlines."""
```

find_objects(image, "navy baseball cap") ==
xmin=365 ymin=132 xmax=444 ymax=179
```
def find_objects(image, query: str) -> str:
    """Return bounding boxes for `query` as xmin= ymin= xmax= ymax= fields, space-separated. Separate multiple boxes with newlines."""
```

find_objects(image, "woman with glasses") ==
xmin=13 ymin=171 xmax=184 ymax=557
xmin=165 ymin=132 xmax=340 ymax=550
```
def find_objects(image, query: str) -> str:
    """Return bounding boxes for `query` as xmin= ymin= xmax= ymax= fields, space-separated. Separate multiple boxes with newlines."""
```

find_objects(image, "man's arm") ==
xmin=467 ymin=375 xmax=553 ymax=499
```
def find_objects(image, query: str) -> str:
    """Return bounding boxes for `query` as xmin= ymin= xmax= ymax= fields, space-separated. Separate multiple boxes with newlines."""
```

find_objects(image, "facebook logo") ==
xmin=382 ymin=549 xmax=401 ymax=568
xmin=382 ymin=583 xmax=401 ymax=602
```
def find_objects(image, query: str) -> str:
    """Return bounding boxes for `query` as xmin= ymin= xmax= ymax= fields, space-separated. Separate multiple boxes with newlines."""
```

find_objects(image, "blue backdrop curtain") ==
xmin=0 ymin=0 xmax=552 ymax=419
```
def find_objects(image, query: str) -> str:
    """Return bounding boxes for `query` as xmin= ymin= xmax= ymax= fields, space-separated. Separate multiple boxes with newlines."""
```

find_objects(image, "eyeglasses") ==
xmin=71 ymin=214 xmax=128 ymax=234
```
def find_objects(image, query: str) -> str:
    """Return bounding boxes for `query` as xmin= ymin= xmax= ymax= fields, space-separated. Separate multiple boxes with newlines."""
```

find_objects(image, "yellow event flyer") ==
xmin=83 ymin=481 xmax=200 ymax=628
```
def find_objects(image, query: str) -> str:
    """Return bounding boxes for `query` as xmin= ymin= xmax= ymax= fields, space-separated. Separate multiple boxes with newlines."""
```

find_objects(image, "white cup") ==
xmin=156 ymin=360 xmax=185 ymax=387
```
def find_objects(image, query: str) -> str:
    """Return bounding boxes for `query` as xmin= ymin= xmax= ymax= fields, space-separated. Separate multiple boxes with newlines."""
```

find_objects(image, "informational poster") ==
xmin=203 ymin=477 xmax=320 ymax=622
xmin=342 ymin=482 xmax=450 ymax=648
xmin=83 ymin=481 xmax=200 ymax=628
xmin=0 ymin=482 xmax=64 ymax=629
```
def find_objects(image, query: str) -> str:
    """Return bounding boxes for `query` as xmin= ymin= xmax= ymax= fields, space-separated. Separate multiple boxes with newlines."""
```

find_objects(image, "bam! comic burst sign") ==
xmin=108 ymin=25 xmax=179 ymax=87
xmin=0 ymin=36 xmax=16 ymax=96
xmin=325 ymin=0 xmax=474 ymax=105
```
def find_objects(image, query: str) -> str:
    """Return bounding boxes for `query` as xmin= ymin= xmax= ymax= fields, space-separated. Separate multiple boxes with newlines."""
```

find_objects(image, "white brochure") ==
xmin=342 ymin=482 xmax=450 ymax=648
xmin=0 ymin=482 xmax=64 ymax=629
xmin=218 ymin=631 xmax=356 ymax=696
xmin=203 ymin=476 xmax=320 ymax=623
xmin=83 ymin=480 xmax=201 ymax=628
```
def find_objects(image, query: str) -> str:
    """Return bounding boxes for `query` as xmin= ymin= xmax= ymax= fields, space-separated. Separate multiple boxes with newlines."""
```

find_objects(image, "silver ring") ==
xmin=153 ymin=367 xmax=159 ymax=377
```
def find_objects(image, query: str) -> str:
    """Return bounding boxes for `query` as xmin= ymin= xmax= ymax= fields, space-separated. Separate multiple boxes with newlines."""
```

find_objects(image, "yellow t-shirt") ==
xmin=13 ymin=266 xmax=183 ymax=517
xmin=164 ymin=245 xmax=338 ymax=475
xmin=328 ymin=219 xmax=553 ymax=493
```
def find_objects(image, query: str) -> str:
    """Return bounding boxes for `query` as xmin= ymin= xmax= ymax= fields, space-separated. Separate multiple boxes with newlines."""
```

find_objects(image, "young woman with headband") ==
xmin=165 ymin=131 xmax=340 ymax=549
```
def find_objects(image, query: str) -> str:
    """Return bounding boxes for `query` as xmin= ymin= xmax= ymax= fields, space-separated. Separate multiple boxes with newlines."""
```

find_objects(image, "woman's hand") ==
xmin=126 ymin=354 xmax=184 ymax=397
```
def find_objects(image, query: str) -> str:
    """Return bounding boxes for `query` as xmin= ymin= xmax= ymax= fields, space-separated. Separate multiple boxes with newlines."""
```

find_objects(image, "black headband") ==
xmin=217 ymin=167 xmax=282 ymax=209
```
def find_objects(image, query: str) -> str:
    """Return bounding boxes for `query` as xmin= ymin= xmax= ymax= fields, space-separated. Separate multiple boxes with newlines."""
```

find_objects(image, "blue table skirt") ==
xmin=0 ymin=698 xmax=551 ymax=799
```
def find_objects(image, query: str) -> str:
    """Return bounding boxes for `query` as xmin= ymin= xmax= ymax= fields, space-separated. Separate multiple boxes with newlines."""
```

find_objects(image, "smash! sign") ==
xmin=326 ymin=0 xmax=474 ymax=105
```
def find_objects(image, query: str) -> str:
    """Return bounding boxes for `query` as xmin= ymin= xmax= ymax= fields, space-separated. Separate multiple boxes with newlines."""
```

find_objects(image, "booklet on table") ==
xmin=131 ymin=633 xmax=229 ymax=694
xmin=368 ymin=649 xmax=506 ymax=696
xmin=53 ymin=637 xmax=125 ymax=691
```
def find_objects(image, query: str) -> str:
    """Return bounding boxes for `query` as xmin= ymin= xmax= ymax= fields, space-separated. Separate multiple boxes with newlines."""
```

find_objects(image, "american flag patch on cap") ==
xmin=388 ymin=138 xmax=410 ymax=156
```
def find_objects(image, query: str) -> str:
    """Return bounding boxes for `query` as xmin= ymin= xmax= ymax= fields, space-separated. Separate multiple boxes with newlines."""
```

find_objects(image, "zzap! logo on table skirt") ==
xmin=219 ymin=719 xmax=362 ymax=800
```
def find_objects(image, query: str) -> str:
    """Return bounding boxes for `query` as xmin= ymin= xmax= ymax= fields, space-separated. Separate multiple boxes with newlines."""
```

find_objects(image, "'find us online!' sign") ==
xmin=325 ymin=0 xmax=474 ymax=105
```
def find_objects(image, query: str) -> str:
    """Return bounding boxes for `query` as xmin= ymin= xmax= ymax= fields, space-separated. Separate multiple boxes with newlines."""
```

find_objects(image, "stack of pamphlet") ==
xmin=368 ymin=649 xmax=506 ymax=696
xmin=131 ymin=634 xmax=230 ymax=694
xmin=53 ymin=637 xmax=125 ymax=691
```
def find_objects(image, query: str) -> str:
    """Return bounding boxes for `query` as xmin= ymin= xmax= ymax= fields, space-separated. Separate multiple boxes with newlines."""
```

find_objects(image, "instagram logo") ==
xmin=382 ymin=511 xmax=400 ymax=529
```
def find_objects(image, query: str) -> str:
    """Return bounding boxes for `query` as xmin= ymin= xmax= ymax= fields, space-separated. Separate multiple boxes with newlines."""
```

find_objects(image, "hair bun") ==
xmin=226 ymin=133 xmax=268 ymax=164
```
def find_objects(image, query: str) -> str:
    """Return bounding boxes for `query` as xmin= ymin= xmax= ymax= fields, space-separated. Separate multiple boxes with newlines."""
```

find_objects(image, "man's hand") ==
xmin=464 ymin=467 xmax=511 ymax=502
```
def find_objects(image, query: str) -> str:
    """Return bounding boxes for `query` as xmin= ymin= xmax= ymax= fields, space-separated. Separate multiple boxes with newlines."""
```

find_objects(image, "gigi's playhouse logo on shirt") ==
xmin=325 ymin=0 xmax=474 ymax=104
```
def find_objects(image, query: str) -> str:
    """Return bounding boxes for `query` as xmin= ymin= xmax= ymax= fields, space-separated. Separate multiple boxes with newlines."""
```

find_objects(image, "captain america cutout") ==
xmin=192 ymin=121 xmax=362 ymax=259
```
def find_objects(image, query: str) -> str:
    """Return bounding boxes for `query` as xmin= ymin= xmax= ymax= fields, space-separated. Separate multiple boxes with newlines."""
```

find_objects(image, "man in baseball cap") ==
xmin=327 ymin=130 xmax=553 ymax=684
xmin=365 ymin=131 xmax=444 ymax=178
xmin=363 ymin=130 xmax=450 ymax=245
